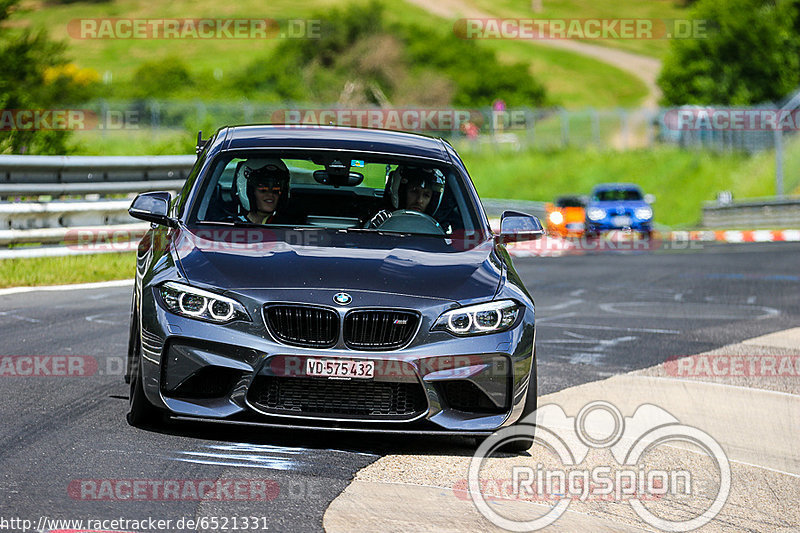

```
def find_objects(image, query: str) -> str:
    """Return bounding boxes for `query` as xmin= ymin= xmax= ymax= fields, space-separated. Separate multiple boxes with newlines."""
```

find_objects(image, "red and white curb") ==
xmin=494 ymin=228 xmax=800 ymax=258
xmin=671 ymin=229 xmax=800 ymax=243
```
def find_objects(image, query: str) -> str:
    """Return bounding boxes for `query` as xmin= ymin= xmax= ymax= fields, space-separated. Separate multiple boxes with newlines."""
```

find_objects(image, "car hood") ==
xmin=172 ymin=226 xmax=503 ymax=302
xmin=590 ymin=200 xmax=648 ymax=211
xmin=558 ymin=207 xmax=585 ymax=223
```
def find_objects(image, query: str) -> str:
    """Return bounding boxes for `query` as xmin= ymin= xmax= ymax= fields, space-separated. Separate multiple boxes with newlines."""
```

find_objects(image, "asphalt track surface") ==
xmin=0 ymin=242 xmax=798 ymax=532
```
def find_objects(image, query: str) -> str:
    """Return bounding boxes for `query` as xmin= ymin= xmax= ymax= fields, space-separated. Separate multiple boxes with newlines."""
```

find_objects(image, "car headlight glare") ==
xmin=548 ymin=211 xmax=564 ymax=225
xmin=159 ymin=282 xmax=249 ymax=323
xmin=434 ymin=300 xmax=520 ymax=336
xmin=587 ymin=207 xmax=606 ymax=221
xmin=635 ymin=207 xmax=653 ymax=220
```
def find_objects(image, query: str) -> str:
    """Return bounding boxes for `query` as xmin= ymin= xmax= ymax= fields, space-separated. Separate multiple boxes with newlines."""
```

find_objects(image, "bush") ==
xmin=0 ymin=1 xmax=89 ymax=154
xmin=235 ymin=1 xmax=547 ymax=107
xmin=659 ymin=0 xmax=800 ymax=105
xmin=127 ymin=56 xmax=194 ymax=99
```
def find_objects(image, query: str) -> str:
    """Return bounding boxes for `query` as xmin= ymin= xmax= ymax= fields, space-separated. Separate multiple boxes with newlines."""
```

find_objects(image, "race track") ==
xmin=1 ymin=242 xmax=798 ymax=532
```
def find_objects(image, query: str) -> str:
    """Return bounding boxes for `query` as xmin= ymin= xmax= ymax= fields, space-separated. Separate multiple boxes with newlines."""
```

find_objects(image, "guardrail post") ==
xmin=590 ymin=107 xmax=600 ymax=147
xmin=775 ymin=127 xmax=784 ymax=197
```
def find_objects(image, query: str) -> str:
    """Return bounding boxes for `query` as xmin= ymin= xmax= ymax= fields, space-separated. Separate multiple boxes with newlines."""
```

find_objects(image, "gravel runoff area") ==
xmin=324 ymin=328 xmax=800 ymax=532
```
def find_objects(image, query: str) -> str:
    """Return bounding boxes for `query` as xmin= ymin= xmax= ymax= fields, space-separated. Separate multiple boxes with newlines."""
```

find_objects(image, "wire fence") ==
xmin=79 ymin=99 xmax=797 ymax=154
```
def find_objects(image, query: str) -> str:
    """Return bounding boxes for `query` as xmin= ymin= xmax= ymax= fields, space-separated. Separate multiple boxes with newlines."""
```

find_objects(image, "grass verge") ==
xmin=0 ymin=252 xmax=135 ymax=288
xmin=15 ymin=0 xmax=648 ymax=108
xmin=466 ymin=0 xmax=688 ymax=59
xmin=460 ymin=143 xmax=797 ymax=228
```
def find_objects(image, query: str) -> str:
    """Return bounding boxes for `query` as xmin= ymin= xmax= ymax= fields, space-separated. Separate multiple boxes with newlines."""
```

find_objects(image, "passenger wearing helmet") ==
xmin=237 ymin=160 xmax=290 ymax=224
xmin=366 ymin=165 xmax=445 ymax=228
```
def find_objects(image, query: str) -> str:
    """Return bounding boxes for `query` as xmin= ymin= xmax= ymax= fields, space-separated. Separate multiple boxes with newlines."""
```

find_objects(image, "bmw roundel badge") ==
xmin=333 ymin=292 xmax=352 ymax=305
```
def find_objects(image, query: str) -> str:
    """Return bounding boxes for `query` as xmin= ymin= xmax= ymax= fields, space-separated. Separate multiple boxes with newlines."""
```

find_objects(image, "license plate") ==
xmin=305 ymin=358 xmax=374 ymax=379
xmin=566 ymin=222 xmax=585 ymax=230
xmin=611 ymin=216 xmax=631 ymax=227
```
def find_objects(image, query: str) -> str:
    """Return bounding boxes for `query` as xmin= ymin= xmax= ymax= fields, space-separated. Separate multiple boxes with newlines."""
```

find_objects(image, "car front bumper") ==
xmin=137 ymin=287 xmax=536 ymax=433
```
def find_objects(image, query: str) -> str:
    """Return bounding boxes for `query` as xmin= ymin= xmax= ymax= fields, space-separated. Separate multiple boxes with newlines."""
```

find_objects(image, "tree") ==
xmin=658 ymin=0 xmax=800 ymax=105
xmin=0 ymin=0 xmax=96 ymax=154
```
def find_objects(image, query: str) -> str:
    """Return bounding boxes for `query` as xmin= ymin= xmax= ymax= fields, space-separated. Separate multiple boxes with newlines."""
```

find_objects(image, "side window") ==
xmin=176 ymin=147 xmax=209 ymax=218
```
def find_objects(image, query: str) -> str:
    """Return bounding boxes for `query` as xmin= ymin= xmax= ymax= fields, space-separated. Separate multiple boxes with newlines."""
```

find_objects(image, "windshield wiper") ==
xmin=343 ymin=227 xmax=416 ymax=237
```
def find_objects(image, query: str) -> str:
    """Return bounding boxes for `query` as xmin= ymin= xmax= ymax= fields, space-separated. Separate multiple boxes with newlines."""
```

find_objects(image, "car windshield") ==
xmin=594 ymin=189 xmax=643 ymax=202
xmin=555 ymin=197 xmax=585 ymax=208
xmin=189 ymin=150 xmax=483 ymax=239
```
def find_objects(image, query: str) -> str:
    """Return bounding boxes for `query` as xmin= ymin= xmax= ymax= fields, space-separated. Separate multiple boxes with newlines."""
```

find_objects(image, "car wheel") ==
xmin=127 ymin=323 xmax=164 ymax=428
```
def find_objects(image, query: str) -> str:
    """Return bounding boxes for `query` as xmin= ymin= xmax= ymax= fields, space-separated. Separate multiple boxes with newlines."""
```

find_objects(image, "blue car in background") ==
xmin=585 ymin=183 xmax=653 ymax=238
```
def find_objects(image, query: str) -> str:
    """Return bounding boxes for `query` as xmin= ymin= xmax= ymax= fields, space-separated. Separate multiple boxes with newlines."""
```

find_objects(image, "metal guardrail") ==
xmin=7 ymin=154 xmax=795 ymax=258
xmin=0 ymin=180 xmax=186 ymax=197
xmin=481 ymin=199 xmax=546 ymax=220
xmin=0 ymin=155 xmax=195 ymax=198
xmin=702 ymin=196 xmax=800 ymax=228
xmin=0 ymin=155 xmax=192 ymax=257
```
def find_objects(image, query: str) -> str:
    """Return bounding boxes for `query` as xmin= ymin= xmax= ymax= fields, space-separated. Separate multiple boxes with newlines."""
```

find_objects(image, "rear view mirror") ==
xmin=645 ymin=194 xmax=656 ymax=204
xmin=313 ymin=170 xmax=364 ymax=187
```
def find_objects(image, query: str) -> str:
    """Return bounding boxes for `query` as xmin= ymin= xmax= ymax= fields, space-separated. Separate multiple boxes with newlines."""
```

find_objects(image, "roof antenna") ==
xmin=195 ymin=131 xmax=209 ymax=158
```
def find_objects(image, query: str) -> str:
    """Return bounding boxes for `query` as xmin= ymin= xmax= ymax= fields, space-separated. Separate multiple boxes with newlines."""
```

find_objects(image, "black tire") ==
xmin=127 ymin=324 xmax=164 ymax=428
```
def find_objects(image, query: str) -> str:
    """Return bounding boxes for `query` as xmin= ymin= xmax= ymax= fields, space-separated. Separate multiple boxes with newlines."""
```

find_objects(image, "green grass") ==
xmin=70 ymin=128 xmax=195 ymax=155
xmin=466 ymin=0 xmax=688 ymax=58
xmin=0 ymin=252 xmax=136 ymax=288
xmin=484 ymin=38 xmax=648 ymax=107
xmin=459 ymin=141 xmax=800 ymax=228
xmin=6 ymin=134 xmax=799 ymax=287
xmin=68 ymin=123 xmax=800 ymax=228
xmin=13 ymin=0 xmax=649 ymax=108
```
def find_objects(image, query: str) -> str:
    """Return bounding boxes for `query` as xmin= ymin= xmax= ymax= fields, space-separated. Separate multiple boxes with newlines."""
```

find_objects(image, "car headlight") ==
xmin=548 ymin=211 xmax=564 ymax=225
xmin=587 ymin=207 xmax=606 ymax=221
xmin=158 ymin=282 xmax=250 ymax=323
xmin=432 ymin=300 xmax=521 ymax=336
xmin=634 ymin=207 xmax=653 ymax=220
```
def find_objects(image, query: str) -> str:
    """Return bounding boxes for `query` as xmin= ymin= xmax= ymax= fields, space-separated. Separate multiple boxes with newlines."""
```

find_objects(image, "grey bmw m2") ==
xmin=126 ymin=125 xmax=543 ymax=450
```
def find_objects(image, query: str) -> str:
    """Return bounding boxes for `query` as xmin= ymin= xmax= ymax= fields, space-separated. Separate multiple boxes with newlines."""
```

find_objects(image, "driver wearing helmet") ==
xmin=366 ymin=165 xmax=445 ymax=228
xmin=238 ymin=161 xmax=291 ymax=224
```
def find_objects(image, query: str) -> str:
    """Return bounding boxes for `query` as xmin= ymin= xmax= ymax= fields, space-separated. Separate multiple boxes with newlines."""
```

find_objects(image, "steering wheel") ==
xmin=376 ymin=209 xmax=445 ymax=235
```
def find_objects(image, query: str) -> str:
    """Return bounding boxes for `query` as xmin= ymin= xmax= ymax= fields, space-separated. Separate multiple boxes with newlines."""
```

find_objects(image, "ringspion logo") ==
xmin=470 ymin=401 xmax=730 ymax=531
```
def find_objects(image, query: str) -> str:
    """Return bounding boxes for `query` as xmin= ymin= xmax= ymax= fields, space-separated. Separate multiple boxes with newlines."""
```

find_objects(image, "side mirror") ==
xmin=129 ymin=191 xmax=177 ymax=227
xmin=644 ymin=193 xmax=656 ymax=205
xmin=495 ymin=210 xmax=545 ymax=244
